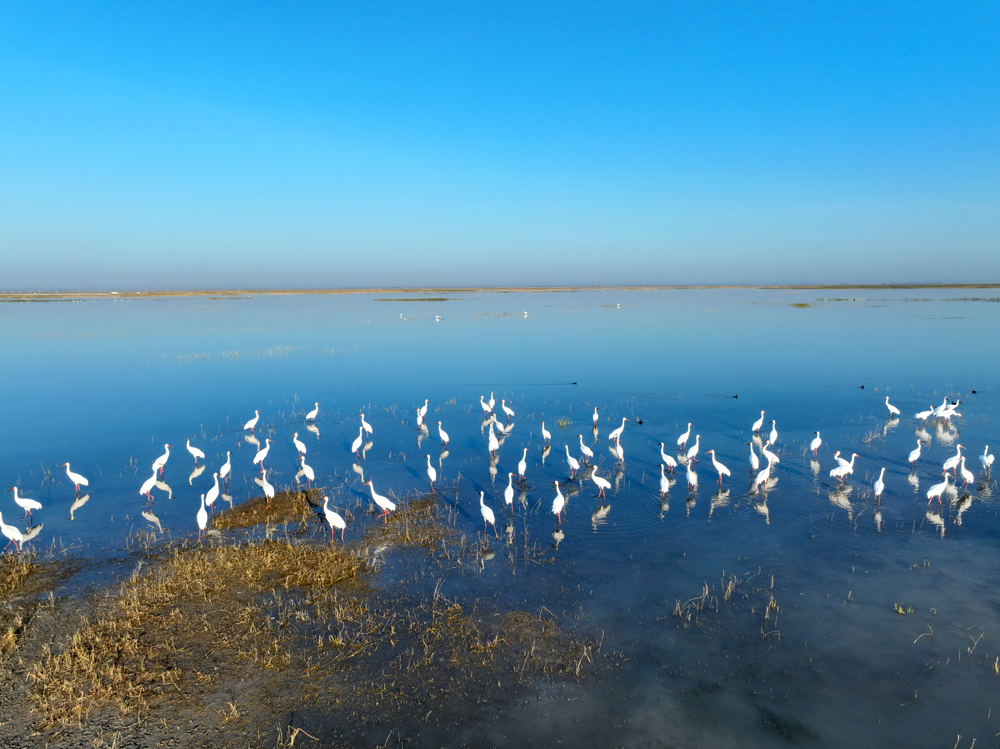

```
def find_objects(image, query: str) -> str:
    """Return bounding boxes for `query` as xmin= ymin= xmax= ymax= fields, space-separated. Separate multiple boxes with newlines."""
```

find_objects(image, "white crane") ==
xmin=205 ymin=472 xmax=220 ymax=514
xmin=959 ymin=457 xmax=975 ymax=487
xmin=488 ymin=392 xmax=496 ymax=412
xmin=677 ymin=423 xmax=692 ymax=449
xmin=591 ymin=468 xmax=611 ymax=498
xmin=565 ymin=445 xmax=580 ymax=478
xmin=292 ymin=432 xmax=307 ymax=457
xmin=942 ymin=444 xmax=965 ymax=476
xmin=980 ymin=445 xmax=994 ymax=474
xmin=243 ymin=409 xmax=260 ymax=432
xmin=833 ymin=451 xmax=849 ymax=468
xmin=0 ymin=510 xmax=23 ymax=554
xmin=830 ymin=453 xmax=859 ymax=484
xmin=657 ymin=443 xmax=678 ymax=474
xmin=612 ymin=436 xmax=624 ymax=463
xmin=608 ymin=418 xmax=628 ymax=442
xmin=592 ymin=407 xmax=600 ymax=426
xmin=259 ymin=468 xmax=275 ymax=504
xmin=418 ymin=399 xmax=429 ymax=420
xmin=659 ymin=464 xmax=670 ymax=497
xmin=577 ymin=435 xmax=594 ymax=463
xmin=152 ymin=443 xmax=171 ymax=474
xmin=809 ymin=432 xmax=822 ymax=456
xmin=686 ymin=463 xmax=698 ymax=491
xmin=541 ymin=422 xmax=551 ymax=444
xmin=479 ymin=491 xmax=497 ymax=536
xmin=360 ymin=413 xmax=373 ymax=436
xmin=322 ymin=496 xmax=346 ymax=541
xmin=365 ymin=480 xmax=396 ymax=522
xmin=762 ymin=440 xmax=780 ymax=465
xmin=926 ymin=474 xmax=950 ymax=505
xmin=196 ymin=494 xmax=208 ymax=542
xmin=253 ymin=438 xmax=272 ymax=466
xmin=747 ymin=442 xmax=760 ymax=473
xmin=873 ymin=467 xmax=886 ymax=501
xmin=351 ymin=427 xmax=364 ymax=458
xmin=517 ymin=448 xmax=528 ymax=480
xmin=488 ymin=425 xmax=499 ymax=455
xmin=437 ymin=421 xmax=449 ymax=446
xmin=62 ymin=463 xmax=89 ymax=493
xmin=768 ymin=420 xmax=778 ymax=445
xmin=305 ymin=402 xmax=319 ymax=422
xmin=7 ymin=487 xmax=42 ymax=520
xmin=139 ymin=471 xmax=157 ymax=500
xmin=186 ymin=439 xmax=205 ymax=465
xmin=686 ymin=435 xmax=701 ymax=464
xmin=480 ymin=396 xmax=492 ymax=415
xmin=551 ymin=481 xmax=565 ymax=522
xmin=908 ymin=440 xmax=924 ymax=465
xmin=425 ymin=454 xmax=437 ymax=490
xmin=298 ymin=457 xmax=315 ymax=488
xmin=754 ymin=456 xmax=773 ymax=494
xmin=502 ymin=400 xmax=515 ymax=422
xmin=885 ymin=396 xmax=900 ymax=417
xmin=914 ymin=406 xmax=934 ymax=422
xmin=219 ymin=452 xmax=232 ymax=483
xmin=504 ymin=473 xmax=514 ymax=506
xmin=752 ymin=411 xmax=767 ymax=433
xmin=706 ymin=450 xmax=730 ymax=484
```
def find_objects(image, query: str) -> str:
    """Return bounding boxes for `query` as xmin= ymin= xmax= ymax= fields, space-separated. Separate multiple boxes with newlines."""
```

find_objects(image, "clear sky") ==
xmin=1 ymin=2 xmax=997 ymax=289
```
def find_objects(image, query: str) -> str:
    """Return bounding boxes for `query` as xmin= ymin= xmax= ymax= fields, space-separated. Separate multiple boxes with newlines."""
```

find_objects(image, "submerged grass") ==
xmin=211 ymin=489 xmax=315 ymax=530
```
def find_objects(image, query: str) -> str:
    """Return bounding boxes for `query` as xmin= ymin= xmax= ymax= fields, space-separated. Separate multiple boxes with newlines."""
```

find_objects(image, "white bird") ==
xmin=480 ymin=396 xmax=492 ymax=415
xmin=292 ymin=432 xmax=307 ymax=457
xmin=243 ymin=409 xmax=260 ymax=432
xmin=8 ymin=487 xmax=42 ymax=519
xmin=479 ymin=491 xmax=497 ymax=535
xmin=686 ymin=463 xmax=698 ymax=491
xmin=0 ymin=510 xmax=23 ymax=553
xmin=415 ymin=408 xmax=424 ymax=427
xmin=186 ymin=438 xmax=205 ymax=465
xmin=437 ymin=421 xmax=449 ymax=445
xmin=418 ymin=399 xmax=429 ymax=420
xmin=219 ymin=451 xmax=232 ymax=483
xmin=518 ymin=448 xmax=528 ymax=480
xmin=541 ymin=422 xmax=551 ymax=444
xmin=833 ymin=450 xmax=850 ymax=468
xmin=926 ymin=474 xmax=950 ymax=505
xmin=754 ymin=458 xmax=773 ymax=494
xmin=942 ymin=444 xmax=965 ymax=475
xmin=747 ymin=442 xmax=760 ymax=472
xmin=365 ymin=480 xmax=396 ymax=522
xmin=488 ymin=392 xmax=496 ymax=412
xmin=592 ymin=407 xmax=600 ymax=425
xmin=253 ymin=438 xmax=272 ymax=466
xmin=305 ymin=402 xmax=319 ymax=422
xmin=677 ymin=423 xmax=692 ymax=449
xmin=873 ymin=467 xmax=886 ymax=501
xmin=196 ymin=494 xmax=208 ymax=542
xmin=612 ymin=436 xmax=624 ymax=463
xmin=761 ymin=440 xmax=780 ymax=465
xmin=62 ymin=462 xmax=89 ymax=493
xmin=139 ymin=471 xmax=158 ymax=499
xmin=908 ymin=440 xmax=924 ymax=465
xmin=959 ymin=457 xmax=975 ymax=487
xmin=608 ymin=417 xmax=629 ymax=442
xmin=551 ymin=481 xmax=565 ymax=522
xmin=830 ymin=453 xmax=859 ymax=484
xmin=565 ymin=445 xmax=580 ymax=477
xmin=809 ymin=431 xmax=822 ymax=455
xmin=751 ymin=411 xmax=766 ymax=433
xmin=488 ymin=425 xmax=500 ymax=455
xmin=322 ymin=496 xmax=346 ymax=541
xmin=657 ymin=443 xmax=678 ymax=474
xmin=425 ymin=454 xmax=437 ymax=489
xmin=768 ymin=421 xmax=778 ymax=445
xmin=259 ymin=468 xmax=275 ymax=504
xmin=706 ymin=450 xmax=730 ymax=484
xmin=592 ymin=468 xmax=611 ymax=498
xmin=577 ymin=434 xmax=594 ymax=463
xmin=298 ymin=456 xmax=315 ymax=487
xmin=360 ymin=413 xmax=373 ymax=436
xmin=940 ymin=400 xmax=962 ymax=420
xmin=502 ymin=400 xmax=515 ymax=422
xmin=504 ymin=473 xmax=514 ymax=506
xmin=351 ymin=427 xmax=364 ymax=457
xmin=152 ymin=443 xmax=171 ymax=474
xmin=659 ymin=464 xmax=670 ymax=496
xmin=885 ymin=396 xmax=900 ymax=417
xmin=980 ymin=445 xmax=994 ymax=473
xmin=686 ymin=435 xmax=701 ymax=464
xmin=914 ymin=406 xmax=934 ymax=422
xmin=205 ymin=472 xmax=220 ymax=514
xmin=931 ymin=397 xmax=950 ymax=417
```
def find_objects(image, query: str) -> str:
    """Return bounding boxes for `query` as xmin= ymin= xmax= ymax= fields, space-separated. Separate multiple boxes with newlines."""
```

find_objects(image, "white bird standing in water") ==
xmin=424 ymin=454 xmax=437 ymax=490
xmin=873 ymin=467 xmax=886 ymax=501
xmin=830 ymin=453 xmax=859 ymax=484
xmin=592 ymin=407 xmax=600 ymax=426
xmin=659 ymin=464 xmax=670 ymax=497
xmin=677 ymin=423 xmax=692 ymax=449
xmin=980 ymin=445 xmax=994 ymax=473
xmin=360 ymin=413 xmax=373 ymax=436
xmin=62 ymin=463 xmax=89 ymax=493
xmin=706 ymin=450 xmax=730 ymax=484
xmin=885 ymin=396 xmax=900 ymax=417
xmin=926 ymin=474 xmax=950 ymax=505
xmin=686 ymin=462 xmax=698 ymax=491
xmin=488 ymin=392 xmax=496 ymax=412
xmin=479 ymin=491 xmax=497 ymax=536
xmin=480 ymin=396 xmax=492 ymax=415
xmin=502 ymin=400 xmax=515 ymax=422
xmin=810 ymin=432 xmax=822 ymax=456
xmin=914 ymin=406 xmax=934 ymax=422
xmin=541 ymin=422 xmax=551 ymax=444
xmin=219 ymin=452 xmax=232 ymax=483
xmin=908 ymin=440 xmax=924 ymax=466
xmin=591 ymin=468 xmax=611 ymax=498
xmin=152 ymin=443 xmax=171 ymax=474
xmin=762 ymin=440 xmax=780 ymax=465
xmin=754 ymin=457 xmax=773 ymax=494
xmin=259 ymin=468 xmax=275 ymax=504
xmin=8 ymin=487 xmax=42 ymax=519
xmin=243 ymin=409 xmax=260 ymax=432
xmin=578 ymin=435 xmax=594 ymax=463
xmin=504 ymin=473 xmax=515 ymax=506
xmin=565 ymin=445 xmax=580 ymax=478
xmin=686 ymin=435 xmax=701 ymax=464
xmin=418 ymin=399 xmax=429 ymax=420
xmin=657 ymin=443 xmax=678 ymax=474
xmin=959 ymin=457 xmax=975 ymax=487
xmin=139 ymin=472 xmax=157 ymax=499
xmin=752 ymin=411 xmax=766 ymax=433
xmin=298 ymin=456 xmax=315 ymax=487
xmin=196 ymin=494 xmax=208 ymax=542
xmin=205 ymin=472 xmax=220 ymax=514
xmin=613 ymin=436 xmax=624 ymax=463
xmin=942 ymin=444 xmax=965 ymax=476
xmin=253 ymin=438 xmax=272 ymax=466
xmin=551 ymin=481 xmax=565 ymax=522
xmin=186 ymin=438 xmax=205 ymax=465
xmin=518 ymin=448 xmax=528 ymax=480
xmin=437 ymin=421 xmax=449 ymax=446
xmin=305 ymin=402 xmax=319 ymax=422
xmin=747 ymin=442 xmax=760 ymax=473
xmin=608 ymin=418 xmax=628 ymax=442
xmin=351 ymin=427 xmax=364 ymax=458
xmin=833 ymin=451 xmax=849 ymax=468
xmin=0 ymin=511 xmax=23 ymax=554
xmin=322 ymin=496 xmax=346 ymax=541
xmin=488 ymin=425 xmax=500 ymax=455
xmin=292 ymin=432 xmax=307 ymax=457
xmin=365 ymin=479 xmax=396 ymax=522
xmin=768 ymin=420 xmax=778 ymax=445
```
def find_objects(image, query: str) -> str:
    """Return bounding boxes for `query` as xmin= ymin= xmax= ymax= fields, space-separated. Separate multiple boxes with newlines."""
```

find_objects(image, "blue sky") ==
xmin=1 ymin=1 xmax=997 ymax=289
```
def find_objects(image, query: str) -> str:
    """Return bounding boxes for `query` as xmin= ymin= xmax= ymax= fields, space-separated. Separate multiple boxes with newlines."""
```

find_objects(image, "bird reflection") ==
xmin=810 ymin=460 xmax=821 ymax=477
xmin=659 ymin=498 xmax=669 ymax=517
xmin=592 ymin=424 xmax=599 ymax=442
xmin=21 ymin=523 xmax=43 ymax=544
xmin=953 ymin=493 xmax=973 ymax=525
xmin=925 ymin=510 xmax=945 ymax=537
xmin=503 ymin=421 xmax=515 ymax=435
xmin=142 ymin=509 xmax=163 ymax=532
xmin=829 ymin=485 xmax=854 ymax=519
xmin=914 ymin=427 xmax=932 ymax=444
xmin=221 ymin=492 xmax=234 ymax=508
xmin=480 ymin=416 xmax=494 ymax=433
xmin=592 ymin=503 xmax=611 ymax=530
xmin=934 ymin=421 xmax=958 ymax=446
xmin=765 ymin=475 xmax=779 ymax=492
xmin=416 ymin=429 xmax=426 ymax=449
xmin=754 ymin=501 xmax=770 ymax=525
xmin=155 ymin=480 xmax=173 ymax=499
xmin=306 ymin=423 xmax=320 ymax=438
xmin=752 ymin=434 xmax=764 ymax=450
xmin=564 ymin=482 xmax=580 ymax=500
xmin=351 ymin=463 xmax=365 ymax=480
xmin=488 ymin=455 xmax=499 ymax=482
xmin=551 ymin=529 xmax=565 ymax=550
xmin=685 ymin=495 xmax=696 ymax=516
xmin=362 ymin=440 xmax=374 ymax=459
xmin=505 ymin=522 xmax=515 ymax=543
xmin=189 ymin=464 xmax=206 ymax=486
xmin=907 ymin=473 xmax=920 ymax=492
xmin=518 ymin=491 xmax=529 ymax=509
xmin=439 ymin=449 xmax=449 ymax=467
xmin=245 ymin=434 xmax=261 ymax=448
xmin=614 ymin=463 xmax=625 ymax=492
xmin=873 ymin=509 xmax=883 ymax=532
xmin=709 ymin=488 xmax=730 ymax=519
xmin=69 ymin=494 xmax=90 ymax=520
xmin=541 ymin=444 xmax=551 ymax=466
xmin=883 ymin=418 xmax=900 ymax=436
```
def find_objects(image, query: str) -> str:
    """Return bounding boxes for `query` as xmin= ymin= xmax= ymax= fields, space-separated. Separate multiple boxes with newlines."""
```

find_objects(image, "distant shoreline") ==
xmin=2 ymin=283 xmax=999 ymax=300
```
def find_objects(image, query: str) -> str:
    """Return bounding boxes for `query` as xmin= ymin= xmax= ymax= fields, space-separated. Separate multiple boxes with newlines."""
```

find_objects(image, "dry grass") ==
xmin=211 ymin=489 xmax=315 ymax=530
xmin=0 ymin=555 xmax=38 ymax=597
xmin=363 ymin=495 xmax=455 ymax=549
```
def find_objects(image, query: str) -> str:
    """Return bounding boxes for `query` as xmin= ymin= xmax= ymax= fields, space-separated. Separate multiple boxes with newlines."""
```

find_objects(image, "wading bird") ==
xmin=657 ymin=443 xmax=678 ymax=474
xmin=62 ymin=463 xmax=89 ymax=494
xmin=810 ymin=432 xmax=822 ymax=456
xmin=425 ymin=454 xmax=437 ymax=490
xmin=437 ymin=421 xmax=449 ymax=446
xmin=253 ymin=438 xmax=271 ymax=466
xmin=592 ymin=468 xmax=611 ymax=498
xmin=707 ymin=450 xmax=730 ymax=484
xmin=305 ymin=402 xmax=319 ymax=422
xmin=365 ymin=480 xmax=396 ymax=522
xmin=609 ymin=417 xmax=628 ymax=442
xmin=565 ymin=445 xmax=580 ymax=478
xmin=479 ymin=491 xmax=497 ymax=536
xmin=752 ymin=411 xmax=766 ymax=433
xmin=578 ymin=435 xmax=594 ymax=464
xmin=152 ymin=444 xmax=171 ymax=474
xmin=677 ymin=423 xmax=692 ymax=449
xmin=551 ymin=481 xmax=565 ymax=522
xmin=885 ymin=396 xmax=900 ymax=418
xmin=502 ymin=400 xmax=515 ymax=422
xmin=196 ymin=494 xmax=208 ymax=542
xmin=259 ymin=468 xmax=275 ymax=504
xmin=243 ymin=409 xmax=260 ymax=432
xmin=541 ymin=422 xmax=551 ymax=444
xmin=322 ymin=496 xmax=346 ymax=541
xmin=873 ymin=467 xmax=886 ymax=502
xmin=8 ymin=487 xmax=41 ymax=520
xmin=908 ymin=440 xmax=924 ymax=466
xmin=0 ymin=511 xmax=23 ymax=553
xmin=292 ymin=432 xmax=307 ymax=457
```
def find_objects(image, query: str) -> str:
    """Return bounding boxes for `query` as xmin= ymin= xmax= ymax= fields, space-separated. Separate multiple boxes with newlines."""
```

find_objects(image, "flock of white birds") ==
xmin=0 ymin=392 xmax=994 ymax=554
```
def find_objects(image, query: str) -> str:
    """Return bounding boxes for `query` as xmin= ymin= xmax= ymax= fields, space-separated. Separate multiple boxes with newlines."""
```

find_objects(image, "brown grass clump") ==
xmin=364 ymin=495 xmax=455 ymax=549
xmin=1 ymin=556 xmax=46 ymax=657
xmin=212 ymin=490 xmax=315 ymax=530
xmin=0 ymin=555 xmax=38 ymax=597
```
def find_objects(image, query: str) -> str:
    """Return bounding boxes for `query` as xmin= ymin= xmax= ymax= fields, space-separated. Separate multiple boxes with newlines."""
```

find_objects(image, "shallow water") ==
xmin=2 ymin=288 xmax=1000 ymax=747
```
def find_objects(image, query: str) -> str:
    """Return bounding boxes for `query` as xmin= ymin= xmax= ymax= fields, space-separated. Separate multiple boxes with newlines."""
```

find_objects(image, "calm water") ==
xmin=3 ymin=288 xmax=1000 ymax=747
